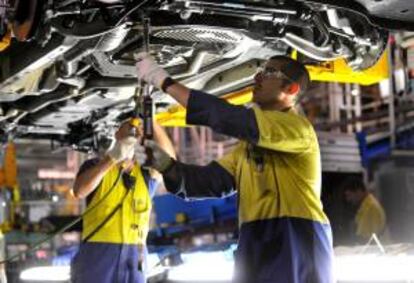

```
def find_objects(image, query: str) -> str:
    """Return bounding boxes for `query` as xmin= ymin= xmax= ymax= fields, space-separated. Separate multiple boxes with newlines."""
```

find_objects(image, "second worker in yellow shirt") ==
xmin=343 ymin=177 xmax=386 ymax=242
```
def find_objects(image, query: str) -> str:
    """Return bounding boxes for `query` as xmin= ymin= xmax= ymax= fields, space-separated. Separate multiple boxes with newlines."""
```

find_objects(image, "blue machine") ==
xmin=152 ymin=194 xmax=237 ymax=236
xmin=357 ymin=128 xmax=414 ymax=168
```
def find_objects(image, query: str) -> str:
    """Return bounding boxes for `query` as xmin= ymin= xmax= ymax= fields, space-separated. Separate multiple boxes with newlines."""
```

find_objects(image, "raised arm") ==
xmin=72 ymin=157 xmax=114 ymax=199
xmin=135 ymin=53 xmax=259 ymax=143
xmin=153 ymin=120 xmax=176 ymax=159
xmin=162 ymin=81 xmax=191 ymax=108
xmin=141 ymin=141 xmax=239 ymax=199
xmin=136 ymin=52 xmax=312 ymax=153
xmin=148 ymin=121 xmax=177 ymax=182
xmin=73 ymin=121 xmax=139 ymax=198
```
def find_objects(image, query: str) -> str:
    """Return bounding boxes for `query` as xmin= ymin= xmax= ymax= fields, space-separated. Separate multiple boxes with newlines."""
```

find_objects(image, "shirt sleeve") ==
xmin=162 ymin=160 xmax=236 ymax=199
xmin=216 ymin=144 xmax=243 ymax=177
xmin=186 ymin=89 xmax=313 ymax=153
xmin=186 ymin=89 xmax=259 ymax=143
xmin=76 ymin=158 xmax=100 ymax=177
xmin=356 ymin=203 xmax=386 ymax=240
xmin=76 ymin=158 xmax=100 ymax=205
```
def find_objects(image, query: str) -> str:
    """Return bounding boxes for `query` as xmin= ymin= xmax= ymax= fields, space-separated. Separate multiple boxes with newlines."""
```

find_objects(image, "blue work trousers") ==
xmin=71 ymin=242 xmax=146 ymax=283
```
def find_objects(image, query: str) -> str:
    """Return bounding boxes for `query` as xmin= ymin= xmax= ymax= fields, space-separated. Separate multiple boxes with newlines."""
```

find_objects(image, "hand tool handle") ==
xmin=141 ymin=17 xmax=153 ymax=140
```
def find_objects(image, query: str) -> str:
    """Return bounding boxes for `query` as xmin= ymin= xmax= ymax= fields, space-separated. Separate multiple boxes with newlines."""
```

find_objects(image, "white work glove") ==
xmin=135 ymin=140 xmax=174 ymax=172
xmin=135 ymin=52 xmax=169 ymax=89
xmin=107 ymin=137 xmax=137 ymax=163
xmin=134 ymin=143 xmax=147 ymax=165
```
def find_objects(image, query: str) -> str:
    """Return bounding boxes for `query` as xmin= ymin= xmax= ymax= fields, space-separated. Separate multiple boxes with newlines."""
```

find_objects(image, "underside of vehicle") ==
xmin=0 ymin=0 xmax=413 ymax=150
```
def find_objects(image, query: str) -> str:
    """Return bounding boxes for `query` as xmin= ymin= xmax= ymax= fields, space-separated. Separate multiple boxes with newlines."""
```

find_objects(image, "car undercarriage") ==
xmin=0 ymin=0 xmax=413 ymax=150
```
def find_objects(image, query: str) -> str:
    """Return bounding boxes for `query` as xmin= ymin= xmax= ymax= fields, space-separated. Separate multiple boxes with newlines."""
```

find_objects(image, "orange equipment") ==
xmin=0 ymin=142 xmax=20 ymax=231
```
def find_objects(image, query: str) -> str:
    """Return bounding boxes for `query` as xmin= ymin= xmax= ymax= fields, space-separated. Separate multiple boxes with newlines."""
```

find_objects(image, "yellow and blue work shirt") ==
xmin=355 ymin=193 xmax=386 ymax=240
xmin=82 ymin=161 xmax=152 ymax=244
xmin=71 ymin=159 xmax=154 ymax=283
xmin=162 ymin=90 xmax=335 ymax=283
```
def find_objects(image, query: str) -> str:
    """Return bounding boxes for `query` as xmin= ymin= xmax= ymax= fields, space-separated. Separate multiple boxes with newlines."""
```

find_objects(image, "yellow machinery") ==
xmin=156 ymin=87 xmax=254 ymax=127
xmin=0 ymin=142 xmax=20 ymax=232
xmin=157 ymin=50 xmax=389 ymax=127
xmin=0 ymin=27 xmax=11 ymax=52
xmin=305 ymin=50 xmax=389 ymax=86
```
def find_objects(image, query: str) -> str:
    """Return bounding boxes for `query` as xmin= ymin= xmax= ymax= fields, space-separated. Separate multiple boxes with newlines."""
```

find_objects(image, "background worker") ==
xmin=71 ymin=119 xmax=175 ymax=283
xmin=135 ymin=53 xmax=335 ymax=283
xmin=343 ymin=177 xmax=387 ymax=242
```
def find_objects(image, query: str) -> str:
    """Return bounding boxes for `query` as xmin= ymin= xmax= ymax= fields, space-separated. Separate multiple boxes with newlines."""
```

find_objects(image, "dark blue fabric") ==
xmin=163 ymin=161 xmax=235 ymax=198
xmin=233 ymin=217 xmax=334 ymax=283
xmin=70 ymin=242 xmax=146 ymax=283
xmin=186 ymin=90 xmax=259 ymax=143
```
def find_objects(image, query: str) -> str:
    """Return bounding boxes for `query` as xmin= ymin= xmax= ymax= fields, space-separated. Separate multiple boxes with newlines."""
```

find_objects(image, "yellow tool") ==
xmin=130 ymin=117 xmax=141 ymax=128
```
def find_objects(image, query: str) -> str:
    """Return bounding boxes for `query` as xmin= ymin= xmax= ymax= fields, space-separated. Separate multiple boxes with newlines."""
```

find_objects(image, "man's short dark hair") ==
xmin=269 ymin=55 xmax=310 ymax=101
xmin=342 ymin=176 xmax=366 ymax=193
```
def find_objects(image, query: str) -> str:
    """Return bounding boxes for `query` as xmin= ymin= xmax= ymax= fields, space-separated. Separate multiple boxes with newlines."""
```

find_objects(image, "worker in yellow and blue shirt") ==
xmin=71 ymin=119 xmax=175 ymax=283
xmin=343 ymin=177 xmax=386 ymax=242
xmin=135 ymin=53 xmax=335 ymax=282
